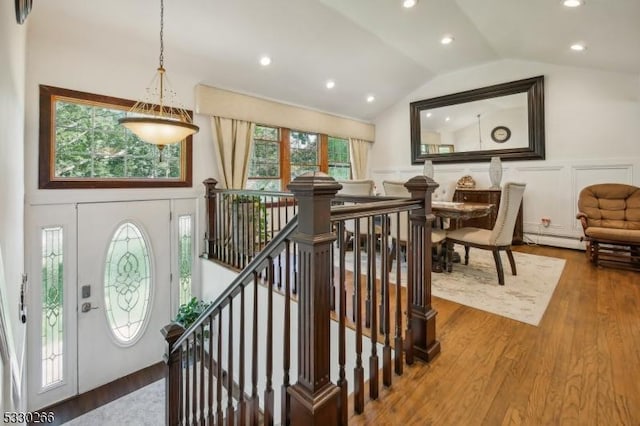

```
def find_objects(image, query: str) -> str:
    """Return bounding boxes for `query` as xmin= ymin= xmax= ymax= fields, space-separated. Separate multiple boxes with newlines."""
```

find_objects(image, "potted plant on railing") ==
xmin=174 ymin=297 xmax=211 ymax=365
xmin=230 ymin=194 xmax=268 ymax=255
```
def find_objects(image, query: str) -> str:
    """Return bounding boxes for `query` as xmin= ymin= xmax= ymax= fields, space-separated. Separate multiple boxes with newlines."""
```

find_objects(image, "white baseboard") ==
xmin=523 ymin=233 xmax=586 ymax=250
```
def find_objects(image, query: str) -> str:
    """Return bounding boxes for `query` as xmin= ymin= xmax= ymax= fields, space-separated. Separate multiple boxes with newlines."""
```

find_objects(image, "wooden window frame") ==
xmin=248 ymin=126 xmax=352 ymax=190
xmin=326 ymin=136 xmax=352 ymax=180
xmin=39 ymin=85 xmax=193 ymax=189
xmin=247 ymin=126 xmax=282 ymax=190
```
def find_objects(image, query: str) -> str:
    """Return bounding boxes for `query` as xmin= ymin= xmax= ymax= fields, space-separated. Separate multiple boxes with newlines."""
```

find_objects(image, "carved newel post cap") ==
xmin=161 ymin=322 xmax=185 ymax=345
xmin=404 ymin=175 xmax=439 ymax=196
xmin=202 ymin=177 xmax=218 ymax=186
xmin=287 ymin=171 xmax=342 ymax=196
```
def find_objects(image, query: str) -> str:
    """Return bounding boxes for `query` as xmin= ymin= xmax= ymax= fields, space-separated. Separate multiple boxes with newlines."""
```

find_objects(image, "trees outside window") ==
xmin=246 ymin=126 xmax=351 ymax=190
xmin=290 ymin=131 xmax=319 ymax=180
xmin=246 ymin=125 xmax=281 ymax=191
xmin=39 ymin=85 xmax=192 ymax=189
xmin=327 ymin=137 xmax=351 ymax=180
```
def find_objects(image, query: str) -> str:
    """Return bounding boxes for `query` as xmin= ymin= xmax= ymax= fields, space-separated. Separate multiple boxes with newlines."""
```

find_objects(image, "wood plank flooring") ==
xmin=348 ymin=245 xmax=640 ymax=425
xmin=44 ymin=245 xmax=639 ymax=425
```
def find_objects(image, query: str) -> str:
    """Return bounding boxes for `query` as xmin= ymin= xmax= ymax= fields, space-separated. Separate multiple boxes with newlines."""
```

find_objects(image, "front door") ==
xmin=77 ymin=200 xmax=171 ymax=393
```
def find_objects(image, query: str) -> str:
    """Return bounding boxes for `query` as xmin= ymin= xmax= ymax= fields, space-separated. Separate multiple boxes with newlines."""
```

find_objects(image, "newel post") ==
xmin=405 ymin=176 xmax=441 ymax=362
xmin=287 ymin=172 xmax=342 ymax=425
xmin=162 ymin=322 xmax=185 ymax=426
xmin=203 ymin=178 xmax=218 ymax=258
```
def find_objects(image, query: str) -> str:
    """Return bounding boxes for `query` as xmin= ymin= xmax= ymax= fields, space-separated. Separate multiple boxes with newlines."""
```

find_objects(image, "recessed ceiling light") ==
xmin=441 ymin=35 xmax=454 ymax=45
xmin=325 ymin=80 xmax=335 ymax=89
xmin=259 ymin=56 xmax=272 ymax=66
xmin=426 ymin=112 xmax=432 ymax=118
xmin=402 ymin=0 xmax=418 ymax=8
xmin=570 ymin=43 xmax=586 ymax=51
xmin=445 ymin=116 xmax=451 ymax=122
xmin=366 ymin=95 xmax=375 ymax=103
xmin=563 ymin=0 xmax=583 ymax=7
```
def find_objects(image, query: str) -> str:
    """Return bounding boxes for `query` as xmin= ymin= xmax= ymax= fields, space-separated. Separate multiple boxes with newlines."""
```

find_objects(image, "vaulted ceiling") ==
xmin=29 ymin=0 xmax=640 ymax=121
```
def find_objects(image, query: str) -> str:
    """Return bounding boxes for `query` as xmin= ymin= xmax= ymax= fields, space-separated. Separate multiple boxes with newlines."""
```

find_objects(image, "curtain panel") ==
xmin=349 ymin=138 xmax=372 ymax=180
xmin=210 ymin=117 xmax=256 ymax=189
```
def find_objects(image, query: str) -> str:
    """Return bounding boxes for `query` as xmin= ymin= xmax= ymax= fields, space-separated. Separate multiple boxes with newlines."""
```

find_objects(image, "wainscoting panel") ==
xmin=372 ymin=157 xmax=640 ymax=250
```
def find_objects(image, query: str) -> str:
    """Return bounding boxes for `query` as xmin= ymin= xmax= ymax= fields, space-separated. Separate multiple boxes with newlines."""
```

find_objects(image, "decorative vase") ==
xmin=423 ymin=160 xmax=434 ymax=179
xmin=489 ymin=156 xmax=502 ymax=189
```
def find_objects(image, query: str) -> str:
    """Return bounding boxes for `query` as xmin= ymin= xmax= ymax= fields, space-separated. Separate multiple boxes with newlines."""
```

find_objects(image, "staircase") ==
xmin=162 ymin=173 xmax=440 ymax=425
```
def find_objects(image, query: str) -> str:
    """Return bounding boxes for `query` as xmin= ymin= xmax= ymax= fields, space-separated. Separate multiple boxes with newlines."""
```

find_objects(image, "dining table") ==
xmin=431 ymin=200 xmax=495 ymax=272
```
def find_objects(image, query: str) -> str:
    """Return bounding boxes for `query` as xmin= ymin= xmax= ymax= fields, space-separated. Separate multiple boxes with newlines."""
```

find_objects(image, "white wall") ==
xmin=0 ymin=2 xmax=27 ymax=410
xmin=372 ymin=59 xmax=640 ymax=248
xmin=24 ymin=26 xmax=220 ymax=206
xmin=22 ymin=11 xmax=222 ymax=406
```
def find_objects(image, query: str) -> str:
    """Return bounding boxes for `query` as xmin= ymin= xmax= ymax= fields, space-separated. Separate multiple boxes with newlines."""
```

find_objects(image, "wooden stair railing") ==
xmin=164 ymin=173 xmax=439 ymax=425
xmin=203 ymin=179 xmax=298 ymax=271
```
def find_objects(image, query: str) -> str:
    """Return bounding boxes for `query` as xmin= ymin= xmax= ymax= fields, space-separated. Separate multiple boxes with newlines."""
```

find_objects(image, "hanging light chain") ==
xmin=159 ymin=0 xmax=165 ymax=69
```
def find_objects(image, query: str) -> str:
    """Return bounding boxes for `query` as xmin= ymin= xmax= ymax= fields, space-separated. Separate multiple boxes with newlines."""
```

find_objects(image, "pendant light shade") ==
xmin=119 ymin=0 xmax=199 ymax=147
xmin=120 ymin=117 xmax=199 ymax=146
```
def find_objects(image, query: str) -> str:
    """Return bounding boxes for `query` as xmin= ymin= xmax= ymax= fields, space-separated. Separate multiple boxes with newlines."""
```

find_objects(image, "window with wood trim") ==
xmin=289 ymin=130 xmax=319 ymax=180
xmin=327 ymin=137 xmax=351 ymax=180
xmin=246 ymin=125 xmax=351 ymax=190
xmin=247 ymin=125 xmax=281 ymax=191
xmin=39 ymin=85 xmax=193 ymax=189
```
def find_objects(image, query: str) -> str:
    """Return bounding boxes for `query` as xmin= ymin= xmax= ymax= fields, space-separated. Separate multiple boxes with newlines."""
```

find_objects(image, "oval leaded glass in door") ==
xmin=104 ymin=222 xmax=151 ymax=344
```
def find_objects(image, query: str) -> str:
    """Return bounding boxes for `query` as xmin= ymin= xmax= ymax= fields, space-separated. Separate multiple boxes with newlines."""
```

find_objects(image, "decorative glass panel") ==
xmin=41 ymin=227 xmax=64 ymax=387
xmin=178 ymin=215 xmax=193 ymax=306
xmin=104 ymin=223 xmax=151 ymax=344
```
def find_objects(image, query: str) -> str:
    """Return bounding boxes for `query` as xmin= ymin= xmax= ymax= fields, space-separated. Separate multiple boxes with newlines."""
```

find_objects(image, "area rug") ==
xmin=336 ymin=244 xmax=566 ymax=326
xmin=62 ymin=380 xmax=164 ymax=425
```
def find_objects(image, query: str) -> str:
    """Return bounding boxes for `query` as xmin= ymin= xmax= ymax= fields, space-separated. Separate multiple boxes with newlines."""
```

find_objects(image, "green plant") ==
xmin=174 ymin=297 xmax=211 ymax=330
xmin=230 ymin=194 xmax=269 ymax=249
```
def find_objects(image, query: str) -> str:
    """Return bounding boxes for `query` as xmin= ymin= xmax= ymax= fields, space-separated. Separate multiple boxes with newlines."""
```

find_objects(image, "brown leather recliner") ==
xmin=576 ymin=183 xmax=640 ymax=269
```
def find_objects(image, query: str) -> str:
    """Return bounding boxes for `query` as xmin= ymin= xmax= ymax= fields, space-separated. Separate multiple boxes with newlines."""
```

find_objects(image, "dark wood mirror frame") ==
xmin=410 ymin=75 xmax=545 ymax=164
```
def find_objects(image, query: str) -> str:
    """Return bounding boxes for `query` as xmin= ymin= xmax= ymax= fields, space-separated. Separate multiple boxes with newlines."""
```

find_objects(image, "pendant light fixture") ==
xmin=119 ymin=0 xmax=199 ymax=150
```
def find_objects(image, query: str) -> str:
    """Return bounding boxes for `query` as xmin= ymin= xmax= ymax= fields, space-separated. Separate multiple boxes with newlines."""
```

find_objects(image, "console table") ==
xmin=452 ymin=188 xmax=524 ymax=244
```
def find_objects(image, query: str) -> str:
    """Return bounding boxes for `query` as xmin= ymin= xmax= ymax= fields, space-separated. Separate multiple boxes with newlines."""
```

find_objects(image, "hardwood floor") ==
xmin=42 ymin=245 xmax=639 ymax=425
xmin=348 ymin=245 xmax=640 ymax=425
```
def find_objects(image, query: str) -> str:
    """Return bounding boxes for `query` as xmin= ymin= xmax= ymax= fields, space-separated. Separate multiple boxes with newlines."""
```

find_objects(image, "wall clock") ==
xmin=15 ymin=0 xmax=33 ymax=24
xmin=491 ymin=126 xmax=511 ymax=143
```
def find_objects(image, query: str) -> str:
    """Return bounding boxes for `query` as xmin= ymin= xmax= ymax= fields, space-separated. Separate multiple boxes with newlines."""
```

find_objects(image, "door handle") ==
xmin=81 ymin=302 xmax=99 ymax=313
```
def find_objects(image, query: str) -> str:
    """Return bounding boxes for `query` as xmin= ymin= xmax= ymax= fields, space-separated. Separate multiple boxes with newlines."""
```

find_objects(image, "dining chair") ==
xmin=445 ymin=182 xmax=526 ymax=285
xmin=382 ymin=180 xmax=447 ymax=272
xmin=431 ymin=181 xmax=457 ymax=229
xmin=336 ymin=179 xmax=375 ymax=249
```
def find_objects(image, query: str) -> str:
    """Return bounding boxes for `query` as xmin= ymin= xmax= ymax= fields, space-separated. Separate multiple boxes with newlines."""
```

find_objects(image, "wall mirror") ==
xmin=410 ymin=76 xmax=545 ymax=164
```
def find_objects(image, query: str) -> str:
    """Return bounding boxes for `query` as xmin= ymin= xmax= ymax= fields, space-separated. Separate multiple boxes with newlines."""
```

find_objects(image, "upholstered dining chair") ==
xmin=382 ymin=180 xmax=447 ymax=271
xmin=445 ymin=182 xmax=526 ymax=285
xmin=337 ymin=179 xmax=375 ymax=197
xmin=431 ymin=181 xmax=457 ymax=229
xmin=337 ymin=179 xmax=375 ymax=249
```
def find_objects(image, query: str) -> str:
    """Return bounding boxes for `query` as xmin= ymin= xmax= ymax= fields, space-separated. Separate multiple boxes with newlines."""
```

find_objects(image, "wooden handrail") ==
xmin=172 ymin=216 xmax=299 ymax=352
xmin=166 ymin=174 xmax=440 ymax=425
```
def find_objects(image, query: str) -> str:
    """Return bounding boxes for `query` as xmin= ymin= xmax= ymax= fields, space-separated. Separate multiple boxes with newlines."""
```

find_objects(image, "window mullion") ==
xmin=319 ymin=134 xmax=328 ymax=174
xmin=281 ymin=128 xmax=291 ymax=188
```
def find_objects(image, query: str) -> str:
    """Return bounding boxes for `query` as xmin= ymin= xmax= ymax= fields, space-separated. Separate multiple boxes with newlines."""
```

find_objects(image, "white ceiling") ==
xmin=28 ymin=0 xmax=640 ymax=122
